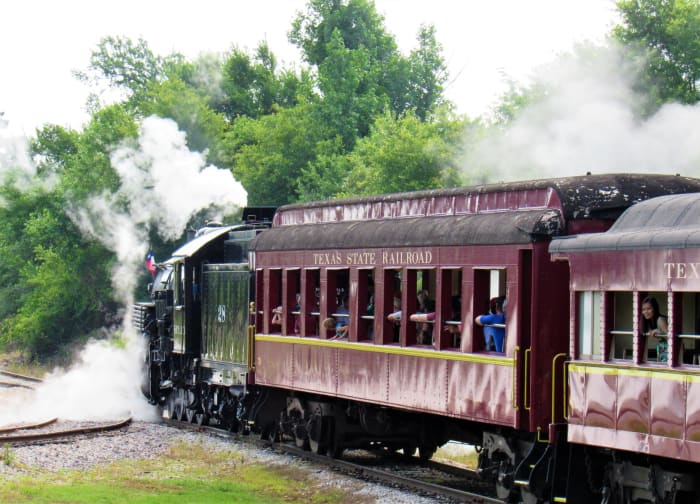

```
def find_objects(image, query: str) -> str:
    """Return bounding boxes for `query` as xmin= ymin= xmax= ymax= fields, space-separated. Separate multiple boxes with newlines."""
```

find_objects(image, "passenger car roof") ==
xmin=549 ymin=192 xmax=700 ymax=252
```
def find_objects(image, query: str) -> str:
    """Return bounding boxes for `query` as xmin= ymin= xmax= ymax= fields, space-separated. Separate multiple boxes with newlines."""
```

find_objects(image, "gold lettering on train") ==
xmin=345 ymin=252 xmax=377 ymax=265
xmin=382 ymin=250 xmax=433 ymax=265
xmin=312 ymin=249 xmax=433 ymax=266
xmin=313 ymin=252 xmax=343 ymax=265
xmin=664 ymin=262 xmax=700 ymax=279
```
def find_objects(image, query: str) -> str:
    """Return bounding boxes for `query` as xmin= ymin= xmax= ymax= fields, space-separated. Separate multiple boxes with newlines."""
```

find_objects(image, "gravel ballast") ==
xmin=0 ymin=421 xmax=442 ymax=503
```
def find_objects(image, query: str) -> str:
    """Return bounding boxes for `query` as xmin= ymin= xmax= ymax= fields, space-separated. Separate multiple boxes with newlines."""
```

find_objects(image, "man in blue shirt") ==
xmin=476 ymin=296 xmax=506 ymax=352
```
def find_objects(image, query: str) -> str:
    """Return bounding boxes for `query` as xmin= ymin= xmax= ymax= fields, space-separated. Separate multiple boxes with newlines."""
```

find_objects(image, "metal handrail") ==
xmin=512 ymin=345 xmax=520 ymax=410
xmin=551 ymin=353 xmax=568 ymax=423
xmin=524 ymin=348 xmax=531 ymax=411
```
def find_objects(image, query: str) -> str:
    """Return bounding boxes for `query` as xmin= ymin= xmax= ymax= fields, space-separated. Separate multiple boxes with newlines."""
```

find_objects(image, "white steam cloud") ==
xmin=467 ymin=43 xmax=700 ymax=183
xmin=1 ymin=116 xmax=247 ymax=424
xmin=0 ymin=114 xmax=35 ymax=185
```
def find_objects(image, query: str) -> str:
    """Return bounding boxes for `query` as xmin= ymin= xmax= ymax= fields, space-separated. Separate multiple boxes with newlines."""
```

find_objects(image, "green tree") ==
xmin=220 ymin=43 xmax=313 ymax=121
xmin=0 ymin=183 xmax=115 ymax=359
xmin=141 ymin=78 xmax=228 ymax=163
xmin=290 ymin=0 xmax=448 ymax=143
xmin=290 ymin=0 xmax=397 ymax=67
xmin=404 ymin=24 xmax=448 ymax=120
xmin=0 ymin=106 xmax=136 ymax=359
xmin=343 ymin=110 xmax=465 ymax=196
xmin=75 ymin=36 xmax=176 ymax=102
xmin=297 ymin=136 xmax=352 ymax=201
xmin=613 ymin=0 xmax=700 ymax=108
xmin=226 ymin=102 xmax=323 ymax=205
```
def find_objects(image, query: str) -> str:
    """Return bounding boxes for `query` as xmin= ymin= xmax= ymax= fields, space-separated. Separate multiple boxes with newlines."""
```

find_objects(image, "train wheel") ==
xmin=402 ymin=444 xmax=417 ymax=458
xmin=185 ymin=407 xmax=196 ymax=423
xmin=261 ymin=419 xmax=280 ymax=442
xmin=520 ymin=487 xmax=540 ymax=504
xmin=495 ymin=460 xmax=516 ymax=501
xmin=308 ymin=414 xmax=329 ymax=455
xmin=294 ymin=424 xmax=310 ymax=450
xmin=195 ymin=412 xmax=209 ymax=426
xmin=418 ymin=444 xmax=437 ymax=461
xmin=174 ymin=388 xmax=186 ymax=421
xmin=166 ymin=392 xmax=177 ymax=419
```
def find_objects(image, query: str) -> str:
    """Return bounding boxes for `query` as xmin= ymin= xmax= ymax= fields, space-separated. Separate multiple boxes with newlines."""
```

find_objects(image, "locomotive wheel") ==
xmin=520 ymin=487 xmax=540 ymax=504
xmin=261 ymin=420 xmax=280 ymax=442
xmin=195 ymin=412 xmax=209 ymax=426
xmin=166 ymin=392 xmax=177 ymax=419
xmin=185 ymin=407 xmax=196 ymax=423
xmin=174 ymin=402 xmax=185 ymax=421
xmin=174 ymin=388 xmax=186 ymax=421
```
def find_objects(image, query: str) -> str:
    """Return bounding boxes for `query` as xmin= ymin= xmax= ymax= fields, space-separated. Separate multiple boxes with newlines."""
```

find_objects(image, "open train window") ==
xmin=639 ymin=291 xmax=668 ymax=363
xmin=325 ymin=268 xmax=349 ymax=339
xmin=267 ymin=269 xmax=282 ymax=335
xmin=439 ymin=268 xmax=463 ymax=349
xmin=302 ymin=269 xmax=320 ymax=337
xmin=608 ymin=291 xmax=633 ymax=360
xmin=679 ymin=292 xmax=700 ymax=365
xmin=357 ymin=269 xmax=375 ymax=341
xmin=473 ymin=268 xmax=507 ymax=352
xmin=577 ymin=291 xmax=602 ymax=359
xmin=283 ymin=269 xmax=300 ymax=336
xmin=383 ymin=268 xmax=402 ymax=344
xmin=406 ymin=268 xmax=436 ymax=346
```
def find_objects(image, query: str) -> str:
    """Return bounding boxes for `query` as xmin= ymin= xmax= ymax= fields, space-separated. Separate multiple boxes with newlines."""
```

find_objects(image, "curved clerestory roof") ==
xmin=549 ymin=192 xmax=700 ymax=252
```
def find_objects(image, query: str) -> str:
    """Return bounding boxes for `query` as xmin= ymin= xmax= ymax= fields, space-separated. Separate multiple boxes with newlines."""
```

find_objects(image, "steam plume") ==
xmin=0 ymin=116 xmax=247 ymax=424
xmin=466 ymin=43 xmax=700 ymax=183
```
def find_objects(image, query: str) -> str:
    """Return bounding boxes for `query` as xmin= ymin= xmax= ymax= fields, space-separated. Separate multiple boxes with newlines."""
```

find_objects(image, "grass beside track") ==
xmin=0 ymin=442 xmax=366 ymax=503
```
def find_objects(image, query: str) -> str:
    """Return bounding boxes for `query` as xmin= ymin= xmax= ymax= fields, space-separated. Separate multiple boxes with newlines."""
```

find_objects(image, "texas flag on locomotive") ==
xmin=145 ymin=250 xmax=156 ymax=276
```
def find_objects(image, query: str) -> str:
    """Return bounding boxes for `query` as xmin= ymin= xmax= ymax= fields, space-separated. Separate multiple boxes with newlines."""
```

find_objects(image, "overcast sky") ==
xmin=0 ymin=0 xmax=619 ymax=135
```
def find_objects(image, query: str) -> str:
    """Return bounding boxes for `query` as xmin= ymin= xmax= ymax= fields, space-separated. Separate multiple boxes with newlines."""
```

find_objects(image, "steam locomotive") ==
xmin=134 ymin=173 xmax=700 ymax=503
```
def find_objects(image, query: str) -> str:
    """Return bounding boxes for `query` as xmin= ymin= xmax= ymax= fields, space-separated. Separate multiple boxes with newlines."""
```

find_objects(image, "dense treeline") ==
xmin=1 ymin=0 xmax=699 ymax=360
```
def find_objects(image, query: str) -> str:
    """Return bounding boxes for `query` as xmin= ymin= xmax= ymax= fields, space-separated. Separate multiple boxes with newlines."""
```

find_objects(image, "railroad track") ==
xmin=0 ymin=417 xmax=58 ymax=434
xmin=163 ymin=417 xmax=500 ymax=503
xmin=0 ymin=369 xmax=43 ymax=390
xmin=269 ymin=440 xmax=501 ymax=504
xmin=0 ymin=381 xmax=34 ymax=389
xmin=0 ymin=369 xmax=43 ymax=383
xmin=0 ymin=417 xmax=132 ymax=445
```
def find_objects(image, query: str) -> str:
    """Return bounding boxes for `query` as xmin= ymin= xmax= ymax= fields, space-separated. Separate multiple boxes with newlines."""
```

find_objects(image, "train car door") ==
xmin=173 ymin=261 xmax=186 ymax=353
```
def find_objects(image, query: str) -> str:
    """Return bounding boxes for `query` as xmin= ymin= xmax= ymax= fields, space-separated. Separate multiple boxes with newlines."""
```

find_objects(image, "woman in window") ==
xmin=640 ymin=297 xmax=669 ymax=362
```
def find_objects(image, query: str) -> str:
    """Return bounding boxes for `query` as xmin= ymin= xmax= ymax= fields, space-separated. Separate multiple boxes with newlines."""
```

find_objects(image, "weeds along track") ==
xmin=163 ymin=417 xmax=500 ymax=504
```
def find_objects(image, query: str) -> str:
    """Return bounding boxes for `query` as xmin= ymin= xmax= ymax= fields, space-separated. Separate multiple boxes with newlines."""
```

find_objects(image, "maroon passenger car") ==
xmin=249 ymin=174 xmax=700 ymax=502
xmin=550 ymin=192 xmax=700 ymax=503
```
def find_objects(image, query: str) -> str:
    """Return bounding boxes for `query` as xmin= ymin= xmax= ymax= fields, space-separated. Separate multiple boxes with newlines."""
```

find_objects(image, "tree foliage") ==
xmin=613 ymin=0 xmax=700 ymax=108
xmin=0 ymin=0 xmax=467 ymax=359
xmin=343 ymin=110 xmax=464 ymax=196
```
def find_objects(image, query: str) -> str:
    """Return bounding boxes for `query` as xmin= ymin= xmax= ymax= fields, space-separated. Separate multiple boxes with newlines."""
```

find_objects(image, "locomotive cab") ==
xmin=133 ymin=215 xmax=270 ymax=427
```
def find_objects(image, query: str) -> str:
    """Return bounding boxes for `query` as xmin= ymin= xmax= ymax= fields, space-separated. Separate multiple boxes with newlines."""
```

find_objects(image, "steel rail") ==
xmin=0 ymin=370 xmax=43 ymax=383
xmin=0 ymin=417 xmax=132 ymax=444
xmin=0 ymin=417 xmax=58 ymax=434
xmin=0 ymin=380 xmax=35 ymax=389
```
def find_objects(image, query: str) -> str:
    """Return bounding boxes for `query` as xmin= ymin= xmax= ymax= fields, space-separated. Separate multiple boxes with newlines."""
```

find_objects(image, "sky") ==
xmin=0 ymin=0 xmax=619 ymax=135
